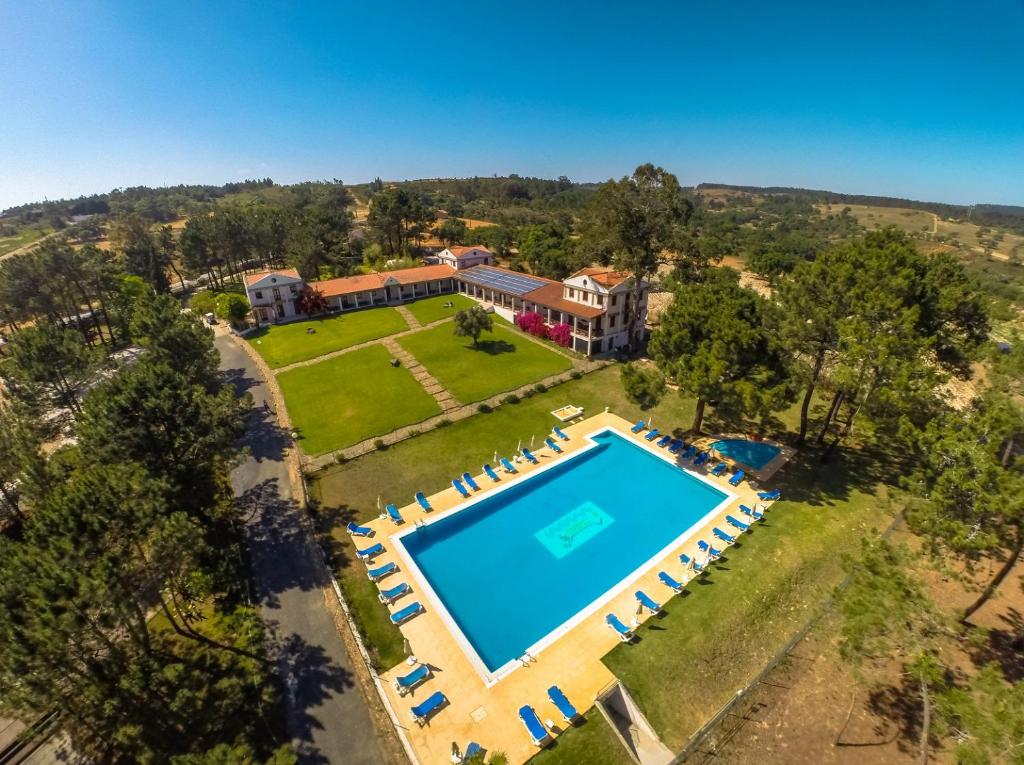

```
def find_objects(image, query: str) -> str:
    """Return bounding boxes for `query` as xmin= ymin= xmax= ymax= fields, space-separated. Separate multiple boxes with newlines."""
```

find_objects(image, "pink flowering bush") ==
xmin=548 ymin=323 xmax=572 ymax=347
xmin=515 ymin=311 xmax=548 ymax=338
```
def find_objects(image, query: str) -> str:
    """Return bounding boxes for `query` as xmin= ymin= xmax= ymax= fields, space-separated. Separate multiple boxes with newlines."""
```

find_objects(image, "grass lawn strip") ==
xmin=528 ymin=710 xmax=632 ymax=765
xmin=247 ymin=307 xmax=409 ymax=368
xmin=278 ymin=344 xmax=441 ymax=456
xmin=602 ymin=445 xmax=897 ymax=750
xmin=397 ymin=322 xmax=573 ymax=403
xmin=403 ymin=293 xmax=477 ymax=325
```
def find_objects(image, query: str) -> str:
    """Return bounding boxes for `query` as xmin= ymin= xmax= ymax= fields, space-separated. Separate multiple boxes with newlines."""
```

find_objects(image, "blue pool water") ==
xmin=711 ymin=439 xmax=781 ymax=470
xmin=398 ymin=429 xmax=729 ymax=673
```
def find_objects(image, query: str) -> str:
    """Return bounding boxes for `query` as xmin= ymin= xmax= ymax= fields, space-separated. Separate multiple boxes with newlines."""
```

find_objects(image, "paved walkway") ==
xmin=216 ymin=335 xmax=397 ymax=765
xmin=383 ymin=337 xmax=461 ymax=412
xmin=393 ymin=304 xmax=421 ymax=330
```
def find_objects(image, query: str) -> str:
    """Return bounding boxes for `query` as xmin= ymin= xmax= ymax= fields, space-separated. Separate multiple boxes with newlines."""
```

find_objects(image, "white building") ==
xmin=435 ymin=245 xmax=494 ymax=270
xmin=244 ymin=268 xmax=304 ymax=323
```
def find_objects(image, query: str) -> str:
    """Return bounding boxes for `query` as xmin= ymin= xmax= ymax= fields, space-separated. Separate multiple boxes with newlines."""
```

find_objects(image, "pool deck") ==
xmin=358 ymin=412 xmax=777 ymax=765
xmin=697 ymin=432 xmax=796 ymax=483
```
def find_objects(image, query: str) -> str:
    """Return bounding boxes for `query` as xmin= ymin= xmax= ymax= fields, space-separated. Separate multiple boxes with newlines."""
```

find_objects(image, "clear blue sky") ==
xmin=2 ymin=0 xmax=1022 ymax=210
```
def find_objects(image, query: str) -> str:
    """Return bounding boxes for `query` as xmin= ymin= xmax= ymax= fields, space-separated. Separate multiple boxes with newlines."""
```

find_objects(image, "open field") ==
xmin=396 ymin=322 xmax=573 ymax=403
xmin=277 ymin=344 xmax=441 ymax=455
xmin=0 ymin=225 xmax=52 ymax=257
xmin=821 ymin=203 xmax=934 ymax=234
xmin=403 ymin=293 xmax=476 ymax=325
xmin=247 ymin=307 xmax=409 ymax=368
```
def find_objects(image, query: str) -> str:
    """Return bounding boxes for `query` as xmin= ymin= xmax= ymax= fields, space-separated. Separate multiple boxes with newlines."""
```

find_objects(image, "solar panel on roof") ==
xmin=459 ymin=267 xmax=548 ymax=296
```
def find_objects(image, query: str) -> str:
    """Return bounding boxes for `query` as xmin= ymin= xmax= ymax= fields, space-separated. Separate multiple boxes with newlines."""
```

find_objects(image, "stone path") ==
xmin=393 ymin=304 xmax=421 ymax=330
xmin=382 ymin=337 xmax=461 ymax=412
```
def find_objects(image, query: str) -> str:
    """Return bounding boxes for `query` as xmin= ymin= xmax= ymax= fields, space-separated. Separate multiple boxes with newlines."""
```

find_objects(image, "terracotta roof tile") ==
xmin=244 ymin=268 xmax=300 ymax=286
xmin=522 ymin=283 xmax=604 ymax=319
xmin=571 ymin=267 xmax=631 ymax=287
xmin=313 ymin=265 xmax=457 ymax=298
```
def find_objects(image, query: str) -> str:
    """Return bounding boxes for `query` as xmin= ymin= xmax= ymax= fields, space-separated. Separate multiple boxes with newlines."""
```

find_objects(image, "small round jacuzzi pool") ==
xmin=711 ymin=439 xmax=781 ymax=470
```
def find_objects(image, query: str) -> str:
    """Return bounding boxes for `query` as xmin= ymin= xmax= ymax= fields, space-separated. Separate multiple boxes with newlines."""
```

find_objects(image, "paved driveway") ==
xmin=217 ymin=336 xmax=387 ymax=765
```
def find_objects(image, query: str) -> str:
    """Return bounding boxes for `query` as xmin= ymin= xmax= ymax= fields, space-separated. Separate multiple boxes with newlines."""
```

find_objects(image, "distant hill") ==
xmin=696 ymin=183 xmax=1024 ymax=233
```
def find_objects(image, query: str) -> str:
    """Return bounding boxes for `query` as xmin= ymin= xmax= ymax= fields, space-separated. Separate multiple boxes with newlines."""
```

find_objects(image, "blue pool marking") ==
xmin=535 ymin=501 xmax=615 ymax=559
xmin=395 ymin=428 xmax=733 ymax=677
xmin=711 ymin=439 xmax=781 ymax=470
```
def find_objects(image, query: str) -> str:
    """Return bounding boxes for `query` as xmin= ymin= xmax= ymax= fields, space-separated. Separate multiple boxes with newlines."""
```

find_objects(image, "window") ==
xmin=273 ymin=288 xmax=281 ymax=300
xmin=597 ymin=295 xmax=605 ymax=306
xmin=568 ymin=288 xmax=575 ymax=299
xmin=255 ymin=290 xmax=263 ymax=300
xmin=612 ymin=294 xmax=618 ymax=307
xmin=610 ymin=315 xmax=617 ymax=328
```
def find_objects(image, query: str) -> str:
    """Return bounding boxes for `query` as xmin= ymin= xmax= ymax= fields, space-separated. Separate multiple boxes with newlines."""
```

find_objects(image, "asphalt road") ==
xmin=216 ymin=335 xmax=386 ymax=765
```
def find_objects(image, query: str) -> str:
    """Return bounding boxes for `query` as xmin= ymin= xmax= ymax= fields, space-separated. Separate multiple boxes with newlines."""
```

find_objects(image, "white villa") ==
xmin=243 ymin=252 xmax=648 ymax=356
xmin=435 ymin=245 xmax=494 ymax=270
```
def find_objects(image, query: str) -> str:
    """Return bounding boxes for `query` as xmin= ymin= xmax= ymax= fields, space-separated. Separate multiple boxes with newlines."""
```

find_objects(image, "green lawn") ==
xmin=277 ymin=344 xmax=441 ymax=456
xmin=528 ymin=711 xmax=631 ymax=765
xmin=601 ymin=441 xmax=898 ymax=750
xmin=247 ymin=307 xmax=409 ymax=368
xmin=397 ymin=323 xmax=573 ymax=403
xmin=403 ymin=293 xmax=477 ymax=325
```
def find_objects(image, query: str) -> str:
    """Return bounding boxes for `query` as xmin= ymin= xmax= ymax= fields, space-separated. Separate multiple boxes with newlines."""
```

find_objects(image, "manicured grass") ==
xmin=601 ymin=442 xmax=899 ymax=750
xmin=397 ymin=323 xmax=573 ymax=403
xmin=528 ymin=711 xmax=631 ymax=765
xmin=247 ymin=307 xmax=409 ymax=368
xmin=403 ymin=293 xmax=477 ymax=325
xmin=277 ymin=345 xmax=441 ymax=456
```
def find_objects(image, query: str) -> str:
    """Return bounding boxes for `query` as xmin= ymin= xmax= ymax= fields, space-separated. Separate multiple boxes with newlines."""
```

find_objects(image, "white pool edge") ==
xmin=391 ymin=425 xmax=737 ymax=686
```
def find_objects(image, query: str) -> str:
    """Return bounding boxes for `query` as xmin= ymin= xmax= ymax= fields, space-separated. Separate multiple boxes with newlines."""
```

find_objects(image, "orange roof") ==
xmin=571 ymin=267 xmax=631 ymax=288
xmin=245 ymin=268 xmax=300 ymax=286
xmin=314 ymin=264 xmax=457 ymax=298
xmin=447 ymin=245 xmax=493 ymax=258
xmin=522 ymin=283 xmax=605 ymax=319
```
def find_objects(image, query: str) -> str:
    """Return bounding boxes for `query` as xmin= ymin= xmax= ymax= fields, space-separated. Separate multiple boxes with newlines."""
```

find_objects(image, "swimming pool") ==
xmin=395 ymin=428 xmax=732 ymax=680
xmin=712 ymin=439 xmax=781 ymax=470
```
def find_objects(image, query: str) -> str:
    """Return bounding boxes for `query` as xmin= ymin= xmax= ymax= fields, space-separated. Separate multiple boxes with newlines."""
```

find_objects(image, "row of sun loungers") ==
xmin=519 ymin=685 xmax=580 ymax=746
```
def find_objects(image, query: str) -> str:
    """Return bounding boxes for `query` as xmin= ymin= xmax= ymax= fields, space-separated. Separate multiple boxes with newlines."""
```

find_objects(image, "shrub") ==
xmin=373 ymin=439 xmax=387 ymax=451
xmin=436 ymin=418 xmax=452 ymax=428
xmin=570 ymin=370 xmax=582 ymax=380
xmin=515 ymin=310 xmax=548 ymax=338
xmin=548 ymin=323 xmax=572 ymax=347
xmin=522 ymin=389 xmax=535 ymax=399
xmin=501 ymin=394 xmax=520 ymax=405
xmin=533 ymin=383 xmax=547 ymax=394
xmin=477 ymin=403 xmax=492 ymax=413
xmin=334 ymin=453 xmax=348 ymax=465
xmin=620 ymin=362 xmax=666 ymax=409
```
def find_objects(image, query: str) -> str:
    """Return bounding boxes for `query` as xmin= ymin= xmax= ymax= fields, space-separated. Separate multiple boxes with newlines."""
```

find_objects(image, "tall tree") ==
xmin=110 ymin=214 xmax=171 ymax=293
xmin=582 ymin=163 xmax=696 ymax=349
xmin=6 ymin=323 xmax=96 ymax=417
xmin=453 ymin=305 xmax=493 ymax=348
xmin=649 ymin=269 xmax=791 ymax=432
xmin=366 ymin=187 xmax=433 ymax=258
xmin=437 ymin=217 xmax=468 ymax=247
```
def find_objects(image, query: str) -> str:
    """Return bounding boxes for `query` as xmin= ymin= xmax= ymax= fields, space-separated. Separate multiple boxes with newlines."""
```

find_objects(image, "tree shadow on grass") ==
xmin=966 ymin=606 xmax=1024 ymax=682
xmin=466 ymin=339 xmax=516 ymax=355
xmin=865 ymin=669 xmax=951 ymax=756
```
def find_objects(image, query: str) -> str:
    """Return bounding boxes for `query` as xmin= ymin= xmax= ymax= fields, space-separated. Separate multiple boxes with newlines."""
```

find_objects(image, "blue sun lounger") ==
xmin=356 ymin=542 xmax=384 ymax=560
xmin=367 ymin=561 xmax=397 ymax=581
xmin=462 ymin=472 xmax=481 ymax=491
xmin=693 ymin=451 xmax=710 ymax=467
xmin=635 ymin=590 xmax=662 ymax=613
xmin=346 ymin=521 xmax=373 ymax=537
xmin=378 ymin=582 xmax=410 ymax=605
xmin=644 ymin=428 xmax=660 ymax=441
xmin=545 ymin=437 xmax=563 ymax=453
xmin=519 ymin=705 xmax=550 ymax=746
xmin=680 ymin=553 xmax=704 ymax=573
xmin=728 ymin=469 xmax=745 ymax=486
xmin=500 ymin=457 xmax=517 ymax=473
xmin=522 ymin=448 xmax=538 ymax=464
xmin=710 ymin=462 xmax=728 ymax=476
xmin=713 ymin=527 xmax=736 ymax=544
xmin=725 ymin=514 xmax=750 ymax=532
xmin=394 ymin=663 xmax=431 ymax=696
xmin=553 ymin=426 xmax=569 ymax=441
xmin=682 ymin=445 xmax=697 ymax=460
xmin=483 ymin=463 xmax=500 ymax=482
xmin=462 ymin=742 xmax=482 ymax=762
xmin=606 ymin=614 xmax=634 ymax=641
xmin=631 ymin=420 xmax=645 ymax=433
xmin=411 ymin=690 xmax=447 ymax=726
xmin=740 ymin=503 xmax=764 ymax=521
xmin=758 ymin=489 xmax=781 ymax=501
xmin=415 ymin=491 xmax=432 ymax=511
xmin=390 ymin=601 xmax=424 ymax=625
xmin=659 ymin=570 xmax=684 ymax=592
xmin=698 ymin=540 xmax=723 ymax=559
xmin=668 ymin=438 xmax=684 ymax=454
xmin=385 ymin=503 xmax=403 ymax=525
xmin=656 ymin=434 xmax=672 ymax=448
xmin=452 ymin=478 xmax=471 ymax=498
xmin=548 ymin=685 xmax=579 ymax=723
